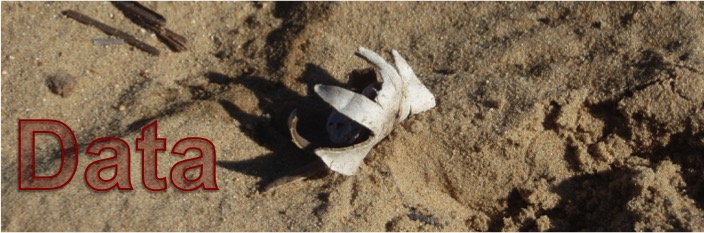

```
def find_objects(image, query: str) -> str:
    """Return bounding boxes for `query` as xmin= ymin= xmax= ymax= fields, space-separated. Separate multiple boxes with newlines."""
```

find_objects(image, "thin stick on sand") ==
xmin=63 ymin=10 xmax=160 ymax=56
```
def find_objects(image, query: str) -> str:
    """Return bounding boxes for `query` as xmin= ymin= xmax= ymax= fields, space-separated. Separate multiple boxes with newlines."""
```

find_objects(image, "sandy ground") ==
xmin=2 ymin=2 xmax=704 ymax=231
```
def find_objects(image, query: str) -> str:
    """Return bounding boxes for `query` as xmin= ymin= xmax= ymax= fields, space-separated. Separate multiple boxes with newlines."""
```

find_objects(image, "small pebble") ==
xmin=139 ymin=70 xmax=150 ymax=78
xmin=46 ymin=71 xmax=77 ymax=97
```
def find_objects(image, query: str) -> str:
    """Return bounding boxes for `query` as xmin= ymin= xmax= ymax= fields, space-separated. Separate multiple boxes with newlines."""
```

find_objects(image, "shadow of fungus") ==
xmin=214 ymin=63 xmax=372 ymax=191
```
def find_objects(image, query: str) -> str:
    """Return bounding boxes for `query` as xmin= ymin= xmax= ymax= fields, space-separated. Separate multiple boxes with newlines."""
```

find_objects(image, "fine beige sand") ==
xmin=2 ymin=2 xmax=703 ymax=231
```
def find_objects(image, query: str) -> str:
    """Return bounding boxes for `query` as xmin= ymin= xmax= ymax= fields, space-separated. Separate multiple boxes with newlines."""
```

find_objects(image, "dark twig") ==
xmin=62 ymin=10 xmax=160 ymax=56
xmin=111 ymin=1 xmax=166 ymax=28
xmin=112 ymin=2 xmax=188 ymax=52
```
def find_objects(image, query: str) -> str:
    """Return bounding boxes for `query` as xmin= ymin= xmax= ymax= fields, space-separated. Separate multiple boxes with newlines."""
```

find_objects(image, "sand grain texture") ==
xmin=2 ymin=2 xmax=703 ymax=231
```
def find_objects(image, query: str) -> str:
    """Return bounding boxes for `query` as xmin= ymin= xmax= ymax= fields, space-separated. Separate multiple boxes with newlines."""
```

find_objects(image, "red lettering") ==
xmin=17 ymin=119 xmax=218 ymax=191
xmin=170 ymin=138 xmax=219 ymax=191
xmin=18 ymin=119 xmax=78 ymax=190
xmin=136 ymin=121 xmax=167 ymax=191
xmin=84 ymin=138 xmax=133 ymax=191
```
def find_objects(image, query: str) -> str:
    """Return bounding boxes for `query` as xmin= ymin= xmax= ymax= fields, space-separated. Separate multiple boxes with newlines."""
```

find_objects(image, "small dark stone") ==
xmin=433 ymin=66 xmax=456 ymax=75
xmin=665 ymin=40 xmax=683 ymax=52
xmin=214 ymin=50 xmax=230 ymax=60
xmin=679 ymin=52 xmax=690 ymax=61
xmin=591 ymin=21 xmax=602 ymax=29
xmin=538 ymin=17 xmax=551 ymax=25
xmin=46 ymin=71 xmax=77 ymax=97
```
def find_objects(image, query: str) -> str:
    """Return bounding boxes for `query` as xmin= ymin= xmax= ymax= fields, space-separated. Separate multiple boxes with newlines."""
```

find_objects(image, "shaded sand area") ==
xmin=2 ymin=2 xmax=703 ymax=231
